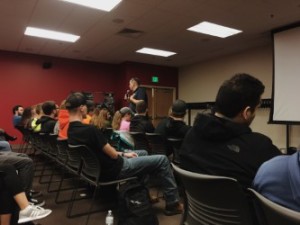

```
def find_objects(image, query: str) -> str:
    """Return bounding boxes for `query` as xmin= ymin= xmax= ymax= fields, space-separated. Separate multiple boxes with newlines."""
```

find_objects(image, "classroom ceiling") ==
xmin=0 ymin=0 xmax=299 ymax=67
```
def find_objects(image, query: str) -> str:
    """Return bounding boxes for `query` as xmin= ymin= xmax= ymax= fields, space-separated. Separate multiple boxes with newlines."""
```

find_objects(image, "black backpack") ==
xmin=117 ymin=180 xmax=159 ymax=225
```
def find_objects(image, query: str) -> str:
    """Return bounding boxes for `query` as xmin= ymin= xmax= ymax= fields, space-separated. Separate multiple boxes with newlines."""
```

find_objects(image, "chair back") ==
xmin=68 ymin=144 xmax=101 ymax=184
xmin=130 ymin=132 xmax=151 ymax=153
xmin=167 ymin=138 xmax=183 ymax=164
xmin=172 ymin=164 xmax=254 ymax=225
xmin=56 ymin=138 xmax=68 ymax=164
xmin=145 ymin=133 xmax=169 ymax=155
xmin=47 ymin=133 xmax=58 ymax=157
xmin=65 ymin=144 xmax=82 ymax=174
xmin=248 ymin=188 xmax=300 ymax=225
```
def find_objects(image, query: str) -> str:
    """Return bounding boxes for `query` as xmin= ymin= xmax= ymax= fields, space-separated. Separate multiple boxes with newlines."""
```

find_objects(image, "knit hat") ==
xmin=171 ymin=100 xmax=187 ymax=117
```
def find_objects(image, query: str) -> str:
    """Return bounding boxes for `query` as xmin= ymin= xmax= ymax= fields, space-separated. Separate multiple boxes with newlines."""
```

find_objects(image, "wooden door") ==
xmin=145 ymin=87 xmax=175 ymax=127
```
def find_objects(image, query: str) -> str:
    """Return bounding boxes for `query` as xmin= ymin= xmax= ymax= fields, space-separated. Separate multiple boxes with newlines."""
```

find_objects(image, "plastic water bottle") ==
xmin=105 ymin=210 xmax=114 ymax=225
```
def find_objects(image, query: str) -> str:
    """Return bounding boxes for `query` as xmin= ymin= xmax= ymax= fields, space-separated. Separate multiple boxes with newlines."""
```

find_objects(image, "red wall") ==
xmin=0 ymin=51 xmax=178 ymax=144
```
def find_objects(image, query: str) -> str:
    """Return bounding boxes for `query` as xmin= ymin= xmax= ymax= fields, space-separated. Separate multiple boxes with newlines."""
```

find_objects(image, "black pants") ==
xmin=0 ymin=164 xmax=24 ymax=225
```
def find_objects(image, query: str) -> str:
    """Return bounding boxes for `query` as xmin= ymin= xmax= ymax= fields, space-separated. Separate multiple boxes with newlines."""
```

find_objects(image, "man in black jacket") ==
xmin=36 ymin=101 xmax=58 ymax=134
xmin=130 ymin=100 xmax=154 ymax=133
xmin=180 ymin=73 xmax=281 ymax=188
xmin=155 ymin=99 xmax=191 ymax=139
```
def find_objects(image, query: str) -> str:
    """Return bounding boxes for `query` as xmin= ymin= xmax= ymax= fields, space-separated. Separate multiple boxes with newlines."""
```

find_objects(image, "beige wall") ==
xmin=179 ymin=45 xmax=300 ymax=149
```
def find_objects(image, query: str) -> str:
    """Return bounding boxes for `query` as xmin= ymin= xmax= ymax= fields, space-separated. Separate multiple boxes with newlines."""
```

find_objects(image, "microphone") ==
xmin=124 ymin=90 xmax=130 ymax=100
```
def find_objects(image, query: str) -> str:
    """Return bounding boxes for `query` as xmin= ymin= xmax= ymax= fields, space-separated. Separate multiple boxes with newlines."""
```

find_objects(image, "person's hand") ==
xmin=124 ymin=152 xmax=138 ymax=158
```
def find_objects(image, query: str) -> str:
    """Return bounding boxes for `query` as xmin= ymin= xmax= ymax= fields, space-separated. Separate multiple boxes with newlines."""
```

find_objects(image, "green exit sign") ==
xmin=152 ymin=76 xmax=159 ymax=83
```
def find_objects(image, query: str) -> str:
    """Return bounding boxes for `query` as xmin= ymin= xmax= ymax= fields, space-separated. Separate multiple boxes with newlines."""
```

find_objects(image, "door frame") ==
xmin=142 ymin=85 xmax=176 ymax=122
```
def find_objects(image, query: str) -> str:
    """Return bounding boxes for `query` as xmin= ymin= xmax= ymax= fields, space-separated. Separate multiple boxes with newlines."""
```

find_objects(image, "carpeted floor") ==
xmin=29 ymin=155 xmax=183 ymax=225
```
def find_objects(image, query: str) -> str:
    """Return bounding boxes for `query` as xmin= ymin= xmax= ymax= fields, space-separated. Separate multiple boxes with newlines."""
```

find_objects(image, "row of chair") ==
xmin=172 ymin=164 xmax=300 ymax=225
xmin=23 ymin=131 xmax=137 ymax=225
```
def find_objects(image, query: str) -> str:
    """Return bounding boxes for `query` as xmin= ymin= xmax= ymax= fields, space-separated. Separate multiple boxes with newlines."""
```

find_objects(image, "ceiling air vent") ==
xmin=117 ymin=28 xmax=144 ymax=38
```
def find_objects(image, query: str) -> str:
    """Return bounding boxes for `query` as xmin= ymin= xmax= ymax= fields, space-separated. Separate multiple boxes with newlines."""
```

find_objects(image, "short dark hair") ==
xmin=42 ymin=101 xmax=56 ymax=115
xmin=12 ymin=105 xmax=22 ymax=114
xmin=214 ymin=73 xmax=264 ymax=118
xmin=65 ymin=92 xmax=87 ymax=110
xmin=130 ymin=77 xmax=141 ymax=86
xmin=136 ymin=100 xmax=147 ymax=114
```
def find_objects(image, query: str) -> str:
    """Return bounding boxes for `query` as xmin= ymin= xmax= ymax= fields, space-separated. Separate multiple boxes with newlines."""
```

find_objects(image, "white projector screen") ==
xmin=271 ymin=24 xmax=300 ymax=123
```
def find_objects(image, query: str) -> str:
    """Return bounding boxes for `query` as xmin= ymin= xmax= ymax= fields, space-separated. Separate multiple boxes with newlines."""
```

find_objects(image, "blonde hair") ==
xmin=112 ymin=110 xmax=122 ymax=130
xmin=91 ymin=108 xmax=110 ymax=129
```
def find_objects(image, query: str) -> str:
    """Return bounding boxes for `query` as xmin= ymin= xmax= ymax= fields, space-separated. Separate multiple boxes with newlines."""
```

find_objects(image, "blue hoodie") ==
xmin=253 ymin=151 xmax=300 ymax=211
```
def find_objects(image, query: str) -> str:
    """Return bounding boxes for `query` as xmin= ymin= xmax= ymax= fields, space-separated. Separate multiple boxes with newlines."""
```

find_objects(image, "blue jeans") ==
xmin=118 ymin=153 xmax=179 ymax=205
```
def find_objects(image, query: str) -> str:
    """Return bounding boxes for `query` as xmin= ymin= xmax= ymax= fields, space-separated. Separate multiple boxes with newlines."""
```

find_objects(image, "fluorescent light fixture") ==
xmin=187 ymin=21 xmax=242 ymax=38
xmin=62 ymin=0 xmax=122 ymax=11
xmin=24 ymin=27 xmax=80 ymax=43
xmin=136 ymin=47 xmax=176 ymax=57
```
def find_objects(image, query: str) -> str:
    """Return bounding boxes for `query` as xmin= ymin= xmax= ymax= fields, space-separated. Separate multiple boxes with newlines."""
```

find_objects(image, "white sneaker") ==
xmin=18 ymin=205 xmax=52 ymax=224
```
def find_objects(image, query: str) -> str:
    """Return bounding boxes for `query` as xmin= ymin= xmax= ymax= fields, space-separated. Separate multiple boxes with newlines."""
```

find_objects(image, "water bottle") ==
xmin=105 ymin=210 xmax=114 ymax=225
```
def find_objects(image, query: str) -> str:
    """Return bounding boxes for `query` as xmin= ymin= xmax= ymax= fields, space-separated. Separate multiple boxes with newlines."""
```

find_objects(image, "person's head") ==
xmin=12 ymin=105 xmax=24 ymax=116
xmin=171 ymin=99 xmax=187 ymax=118
xmin=136 ymin=100 xmax=147 ymax=114
xmin=112 ymin=107 xmax=133 ymax=130
xmin=32 ymin=104 xmax=42 ymax=118
xmin=214 ymin=73 xmax=264 ymax=125
xmin=129 ymin=77 xmax=141 ymax=91
xmin=20 ymin=106 xmax=33 ymax=127
xmin=86 ymin=100 xmax=95 ymax=116
xmin=65 ymin=92 xmax=88 ymax=119
xmin=42 ymin=101 xmax=58 ymax=117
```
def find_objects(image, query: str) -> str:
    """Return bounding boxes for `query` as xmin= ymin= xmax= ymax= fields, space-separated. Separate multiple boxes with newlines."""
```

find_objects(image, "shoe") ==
xmin=7 ymin=135 xmax=17 ymax=141
xmin=28 ymin=197 xmax=45 ymax=207
xmin=164 ymin=202 xmax=184 ymax=216
xmin=18 ymin=205 xmax=52 ymax=224
xmin=30 ymin=189 xmax=43 ymax=198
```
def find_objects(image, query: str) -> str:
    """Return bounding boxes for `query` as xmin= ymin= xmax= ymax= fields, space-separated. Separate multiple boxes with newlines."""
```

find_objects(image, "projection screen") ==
xmin=271 ymin=24 xmax=300 ymax=123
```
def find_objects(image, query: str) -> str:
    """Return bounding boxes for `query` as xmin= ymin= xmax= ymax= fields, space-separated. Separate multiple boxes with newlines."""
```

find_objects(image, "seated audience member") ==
xmin=130 ymin=100 xmax=154 ymax=133
xmin=53 ymin=100 xmax=69 ymax=139
xmin=0 ymin=164 xmax=51 ymax=225
xmin=253 ymin=151 xmax=300 ymax=211
xmin=19 ymin=107 xmax=33 ymax=130
xmin=112 ymin=107 xmax=133 ymax=131
xmin=36 ymin=101 xmax=58 ymax=134
xmin=0 ymin=152 xmax=45 ymax=206
xmin=31 ymin=104 xmax=42 ymax=133
xmin=112 ymin=107 xmax=134 ymax=149
xmin=90 ymin=107 xmax=112 ymax=130
xmin=180 ymin=73 xmax=282 ymax=188
xmin=82 ymin=100 xmax=95 ymax=124
xmin=66 ymin=92 xmax=183 ymax=215
xmin=12 ymin=105 xmax=24 ymax=127
xmin=155 ymin=99 xmax=191 ymax=139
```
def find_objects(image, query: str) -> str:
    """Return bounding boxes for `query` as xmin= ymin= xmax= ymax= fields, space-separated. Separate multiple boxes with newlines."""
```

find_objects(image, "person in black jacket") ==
xmin=36 ymin=101 xmax=58 ymax=134
xmin=179 ymin=73 xmax=282 ymax=188
xmin=155 ymin=99 xmax=191 ymax=139
xmin=130 ymin=100 xmax=154 ymax=133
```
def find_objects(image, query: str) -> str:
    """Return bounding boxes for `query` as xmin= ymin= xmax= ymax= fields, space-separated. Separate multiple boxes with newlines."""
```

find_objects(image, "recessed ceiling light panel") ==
xmin=62 ymin=0 xmax=122 ymax=11
xmin=187 ymin=21 xmax=242 ymax=38
xmin=24 ymin=27 xmax=80 ymax=42
xmin=136 ymin=47 xmax=176 ymax=57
